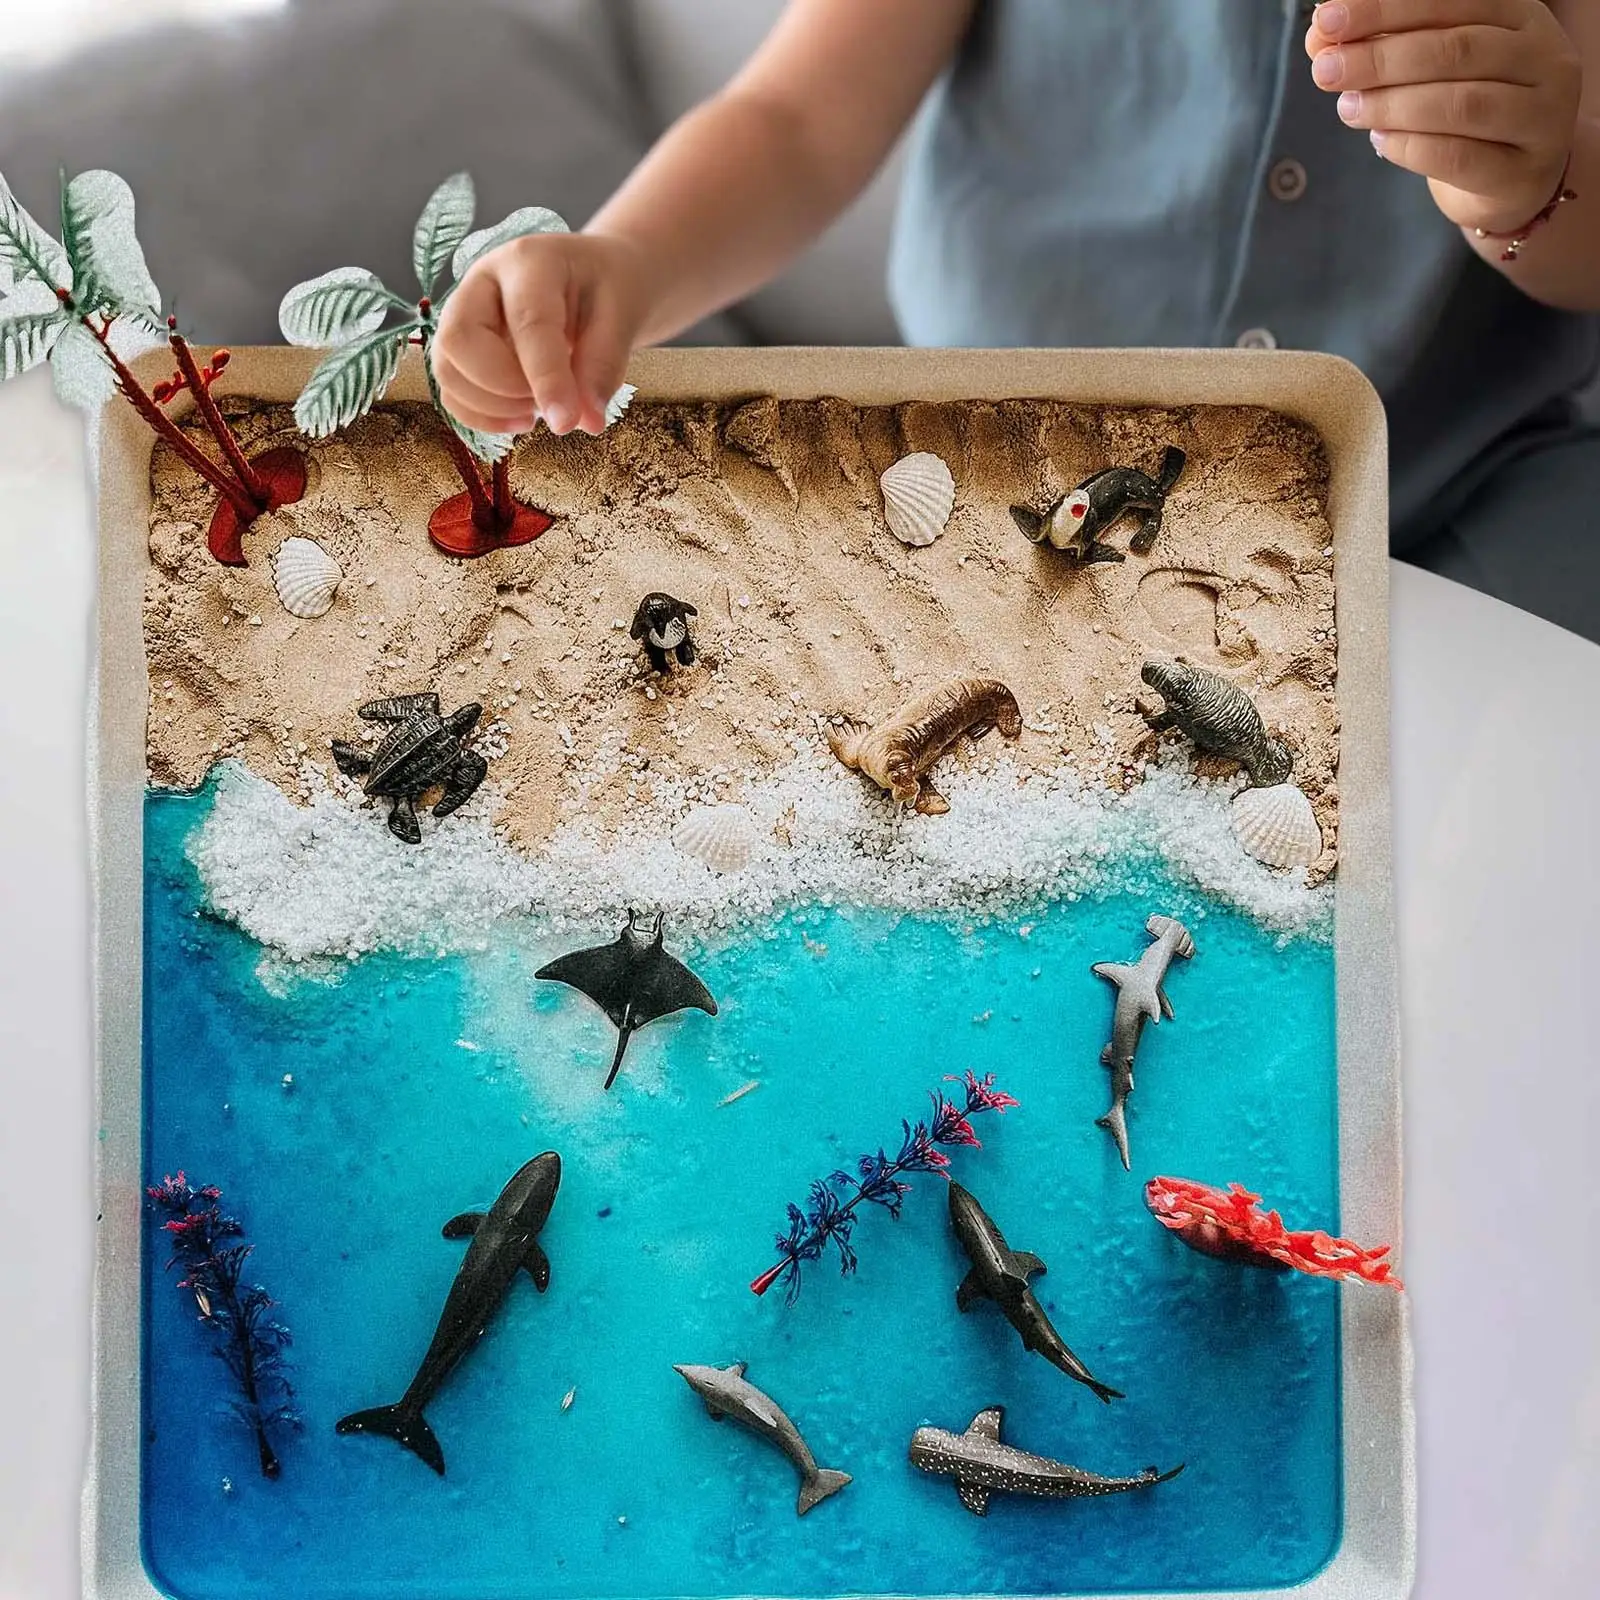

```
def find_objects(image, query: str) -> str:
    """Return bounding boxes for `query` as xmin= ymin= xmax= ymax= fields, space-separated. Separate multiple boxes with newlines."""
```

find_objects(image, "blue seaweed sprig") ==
xmin=752 ymin=1071 xmax=1018 ymax=1304
xmin=147 ymin=1173 xmax=300 ymax=1478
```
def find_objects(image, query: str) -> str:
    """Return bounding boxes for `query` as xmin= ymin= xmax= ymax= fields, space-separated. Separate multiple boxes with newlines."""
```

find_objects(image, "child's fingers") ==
xmin=495 ymin=259 xmax=585 ymax=436
xmin=1313 ymin=0 xmax=1525 ymax=45
xmin=433 ymin=272 xmax=535 ymax=402
xmin=1311 ymin=25 xmax=1540 ymax=89
xmin=432 ymin=350 xmax=536 ymax=435
xmin=1338 ymin=80 xmax=1538 ymax=145
xmin=570 ymin=287 xmax=633 ymax=437
xmin=1369 ymin=126 xmax=1528 ymax=193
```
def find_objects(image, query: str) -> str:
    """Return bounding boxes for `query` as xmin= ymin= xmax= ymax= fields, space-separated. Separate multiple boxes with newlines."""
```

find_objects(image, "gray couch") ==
xmin=0 ymin=0 xmax=900 ymax=347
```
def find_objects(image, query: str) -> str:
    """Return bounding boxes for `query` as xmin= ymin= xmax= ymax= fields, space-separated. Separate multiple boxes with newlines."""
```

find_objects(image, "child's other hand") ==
xmin=433 ymin=232 xmax=648 ymax=437
xmin=1306 ymin=0 xmax=1581 ymax=232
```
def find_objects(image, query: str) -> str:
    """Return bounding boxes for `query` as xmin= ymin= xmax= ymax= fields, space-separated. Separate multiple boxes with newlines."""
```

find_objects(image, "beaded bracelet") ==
xmin=1474 ymin=158 xmax=1577 ymax=262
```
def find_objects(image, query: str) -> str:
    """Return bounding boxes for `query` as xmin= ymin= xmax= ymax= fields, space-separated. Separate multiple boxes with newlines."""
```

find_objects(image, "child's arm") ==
xmin=1306 ymin=0 xmax=1600 ymax=311
xmin=434 ymin=0 xmax=975 ymax=437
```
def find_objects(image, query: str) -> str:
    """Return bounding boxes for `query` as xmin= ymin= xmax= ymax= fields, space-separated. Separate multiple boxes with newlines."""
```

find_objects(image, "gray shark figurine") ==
xmin=1091 ymin=914 xmax=1196 ymax=1170
xmin=910 ymin=1405 xmax=1183 ymax=1516
xmin=673 ymin=1362 xmax=852 ymax=1516
xmin=336 ymin=1152 xmax=561 ymax=1475
xmin=948 ymin=1182 xmax=1122 ymax=1404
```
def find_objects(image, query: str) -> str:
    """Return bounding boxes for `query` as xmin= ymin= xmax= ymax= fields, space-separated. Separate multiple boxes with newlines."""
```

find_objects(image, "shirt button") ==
xmin=1235 ymin=327 xmax=1278 ymax=350
xmin=1268 ymin=158 xmax=1308 ymax=202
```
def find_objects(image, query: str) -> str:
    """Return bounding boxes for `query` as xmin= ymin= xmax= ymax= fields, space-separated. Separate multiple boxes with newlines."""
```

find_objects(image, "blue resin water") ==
xmin=142 ymin=785 xmax=1341 ymax=1599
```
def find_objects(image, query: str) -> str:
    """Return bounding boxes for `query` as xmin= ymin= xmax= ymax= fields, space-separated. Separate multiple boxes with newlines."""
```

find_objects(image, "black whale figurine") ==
xmin=336 ymin=1152 xmax=561 ymax=1475
xmin=948 ymin=1181 xmax=1122 ymax=1404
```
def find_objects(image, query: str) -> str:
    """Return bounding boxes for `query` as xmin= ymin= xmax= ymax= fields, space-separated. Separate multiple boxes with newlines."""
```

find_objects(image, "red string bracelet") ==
xmin=1473 ymin=157 xmax=1577 ymax=262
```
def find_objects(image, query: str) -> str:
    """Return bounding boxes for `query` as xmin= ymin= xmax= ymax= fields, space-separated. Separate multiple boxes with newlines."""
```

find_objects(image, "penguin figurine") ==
xmin=1010 ymin=445 xmax=1186 ymax=565
xmin=630 ymin=592 xmax=698 ymax=673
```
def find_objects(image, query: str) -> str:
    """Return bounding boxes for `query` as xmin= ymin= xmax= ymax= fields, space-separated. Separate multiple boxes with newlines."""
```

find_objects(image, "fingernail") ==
xmin=1312 ymin=50 xmax=1343 ymax=87
xmin=543 ymin=403 xmax=574 ymax=433
xmin=1317 ymin=3 xmax=1349 ymax=35
xmin=1369 ymin=129 xmax=1388 ymax=156
xmin=1337 ymin=90 xmax=1362 ymax=123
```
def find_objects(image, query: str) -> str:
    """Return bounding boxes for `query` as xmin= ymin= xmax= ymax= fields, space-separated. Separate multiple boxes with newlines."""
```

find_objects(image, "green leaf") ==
xmin=425 ymin=360 xmax=512 ymax=464
xmin=0 ymin=170 xmax=69 ymax=293
xmin=59 ymin=170 xmax=161 ymax=324
xmin=412 ymin=173 xmax=476 ymax=299
xmin=293 ymin=324 xmax=404 ymax=438
xmin=448 ymin=205 xmax=568 ymax=286
xmin=0 ymin=307 xmax=67 ymax=379
xmin=50 ymin=317 xmax=116 ymax=410
xmin=605 ymin=382 xmax=636 ymax=428
xmin=279 ymin=267 xmax=404 ymax=347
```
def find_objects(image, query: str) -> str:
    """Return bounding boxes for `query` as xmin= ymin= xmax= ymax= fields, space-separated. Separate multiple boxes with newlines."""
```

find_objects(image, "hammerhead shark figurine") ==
xmin=1091 ymin=914 xmax=1195 ymax=1170
xmin=536 ymin=911 xmax=718 ymax=1089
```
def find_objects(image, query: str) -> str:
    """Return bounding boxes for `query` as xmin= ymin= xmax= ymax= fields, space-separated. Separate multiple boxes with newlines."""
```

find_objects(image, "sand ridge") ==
xmin=141 ymin=393 xmax=1340 ymax=874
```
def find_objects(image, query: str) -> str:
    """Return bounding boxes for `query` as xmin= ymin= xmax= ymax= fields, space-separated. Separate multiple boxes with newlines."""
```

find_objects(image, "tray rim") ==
xmin=86 ymin=344 xmax=1412 ymax=1600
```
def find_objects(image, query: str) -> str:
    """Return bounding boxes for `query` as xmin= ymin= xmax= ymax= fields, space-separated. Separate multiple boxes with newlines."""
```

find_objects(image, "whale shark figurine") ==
xmin=674 ymin=1361 xmax=852 ymax=1516
xmin=910 ymin=1406 xmax=1183 ymax=1516
xmin=336 ymin=1152 xmax=561 ymax=1475
xmin=1091 ymin=914 xmax=1195 ymax=1170
xmin=947 ymin=1181 xmax=1122 ymax=1404
xmin=536 ymin=911 xmax=718 ymax=1089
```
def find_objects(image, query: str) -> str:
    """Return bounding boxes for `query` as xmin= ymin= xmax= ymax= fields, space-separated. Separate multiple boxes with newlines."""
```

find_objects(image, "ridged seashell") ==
xmin=880 ymin=452 xmax=955 ymax=547
xmin=1231 ymin=783 xmax=1322 ymax=869
xmin=270 ymin=536 xmax=342 ymax=619
xmin=673 ymin=804 xmax=756 ymax=874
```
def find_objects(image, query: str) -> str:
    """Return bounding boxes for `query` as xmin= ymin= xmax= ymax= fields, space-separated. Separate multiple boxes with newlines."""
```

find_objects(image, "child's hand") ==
xmin=433 ymin=232 xmax=649 ymax=437
xmin=1306 ymin=0 xmax=1581 ymax=233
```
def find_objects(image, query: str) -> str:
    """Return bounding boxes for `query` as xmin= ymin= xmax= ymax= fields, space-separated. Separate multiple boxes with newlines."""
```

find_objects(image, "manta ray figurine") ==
xmin=910 ymin=1406 xmax=1183 ymax=1516
xmin=336 ymin=1152 xmax=561 ymax=1475
xmin=1091 ymin=914 xmax=1195 ymax=1170
xmin=536 ymin=911 xmax=718 ymax=1089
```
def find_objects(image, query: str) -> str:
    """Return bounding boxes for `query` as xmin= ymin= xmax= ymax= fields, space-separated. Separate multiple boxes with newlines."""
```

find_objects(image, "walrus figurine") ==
xmin=630 ymin=592 xmax=698 ymax=673
xmin=1010 ymin=446 xmax=1186 ymax=564
xmin=827 ymin=678 xmax=1023 ymax=815
xmin=1140 ymin=658 xmax=1292 ymax=787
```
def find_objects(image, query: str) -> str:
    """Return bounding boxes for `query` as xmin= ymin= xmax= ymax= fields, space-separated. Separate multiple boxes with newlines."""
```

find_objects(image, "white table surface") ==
xmin=0 ymin=369 xmax=1596 ymax=1598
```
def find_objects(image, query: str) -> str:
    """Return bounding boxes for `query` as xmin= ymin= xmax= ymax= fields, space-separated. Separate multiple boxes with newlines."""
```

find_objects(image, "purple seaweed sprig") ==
xmin=147 ymin=1172 xmax=300 ymax=1478
xmin=751 ymin=1071 xmax=1018 ymax=1304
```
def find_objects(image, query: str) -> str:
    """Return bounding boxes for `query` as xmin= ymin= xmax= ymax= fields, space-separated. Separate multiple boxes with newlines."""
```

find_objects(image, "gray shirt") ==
xmin=889 ymin=0 xmax=1598 ymax=538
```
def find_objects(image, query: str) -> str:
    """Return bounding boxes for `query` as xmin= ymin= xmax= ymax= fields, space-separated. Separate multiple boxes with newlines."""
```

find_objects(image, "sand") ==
xmin=141 ymin=393 xmax=1340 ymax=875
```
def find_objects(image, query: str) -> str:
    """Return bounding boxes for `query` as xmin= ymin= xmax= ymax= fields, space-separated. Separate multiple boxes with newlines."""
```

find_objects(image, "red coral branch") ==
xmin=1144 ymin=1176 xmax=1402 ymax=1290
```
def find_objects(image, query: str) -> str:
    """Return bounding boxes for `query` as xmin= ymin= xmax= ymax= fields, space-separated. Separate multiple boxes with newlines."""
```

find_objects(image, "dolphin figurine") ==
xmin=536 ymin=911 xmax=718 ymax=1089
xmin=1091 ymin=913 xmax=1195 ymax=1170
xmin=909 ymin=1405 xmax=1183 ymax=1516
xmin=336 ymin=1152 xmax=562 ymax=1475
xmin=947 ymin=1181 xmax=1122 ymax=1404
xmin=673 ymin=1361 xmax=852 ymax=1516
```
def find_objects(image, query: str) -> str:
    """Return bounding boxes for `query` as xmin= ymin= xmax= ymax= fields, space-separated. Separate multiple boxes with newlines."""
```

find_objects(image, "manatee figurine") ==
xmin=1010 ymin=446 xmax=1186 ymax=564
xmin=1140 ymin=659 xmax=1292 ymax=786
xmin=631 ymin=592 xmax=698 ymax=673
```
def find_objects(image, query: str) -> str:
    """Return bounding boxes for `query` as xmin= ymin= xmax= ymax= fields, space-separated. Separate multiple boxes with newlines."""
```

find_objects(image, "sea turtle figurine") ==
xmin=1010 ymin=446 xmax=1186 ymax=564
xmin=1140 ymin=658 xmax=1292 ymax=786
xmin=631 ymin=592 xmax=698 ymax=673
xmin=331 ymin=693 xmax=487 ymax=844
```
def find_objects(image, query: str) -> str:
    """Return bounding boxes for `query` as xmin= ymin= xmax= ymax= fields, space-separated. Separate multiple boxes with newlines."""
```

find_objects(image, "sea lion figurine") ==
xmin=1140 ymin=658 xmax=1292 ymax=786
xmin=1010 ymin=446 xmax=1186 ymax=564
xmin=630 ymin=591 xmax=698 ymax=673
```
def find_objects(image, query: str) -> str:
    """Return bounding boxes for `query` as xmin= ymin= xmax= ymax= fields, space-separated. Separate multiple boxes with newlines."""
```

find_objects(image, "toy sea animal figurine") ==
xmin=1231 ymin=782 xmax=1322 ymax=868
xmin=909 ymin=1406 xmax=1183 ymax=1516
xmin=630 ymin=591 xmax=699 ymax=673
xmin=535 ymin=911 xmax=717 ymax=1089
xmin=331 ymin=693 xmax=487 ymax=844
xmin=337 ymin=1152 xmax=562 ymax=1474
xmin=147 ymin=1173 xmax=300 ymax=1479
xmin=947 ymin=1182 xmax=1121 ymax=1403
xmin=880 ymin=451 xmax=956 ymax=547
xmin=1010 ymin=446 xmax=1186 ymax=564
xmin=1140 ymin=659 xmax=1293 ymax=786
xmin=753 ymin=1072 xmax=1017 ymax=1302
xmin=828 ymin=677 xmax=1022 ymax=815
xmin=1145 ymin=1176 xmax=1402 ymax=1289
xmin=1091 ymin=914 xmax=1196 ymax=1170
xmin=673 ymin=1362 xmax=851 ymax=1517
xmin=270 ymin=536 xmax=342 ymax=619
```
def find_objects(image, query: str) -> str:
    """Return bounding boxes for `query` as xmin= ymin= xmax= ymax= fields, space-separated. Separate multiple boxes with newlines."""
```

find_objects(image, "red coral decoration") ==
xmin=1143 ymin=1175 xmax=1402 ymax=1290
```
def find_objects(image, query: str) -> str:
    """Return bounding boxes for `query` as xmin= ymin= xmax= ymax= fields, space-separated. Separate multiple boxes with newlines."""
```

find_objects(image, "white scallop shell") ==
xmin=1231 ymin=782 xmax=1322 ymax=869
xmin=672 ymin=804 xmax=756 ymax=874
xmin=880 ymin=452 xmax=955 ymax=547
xmin=270 ymin=536 xmax=342 ymax=619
